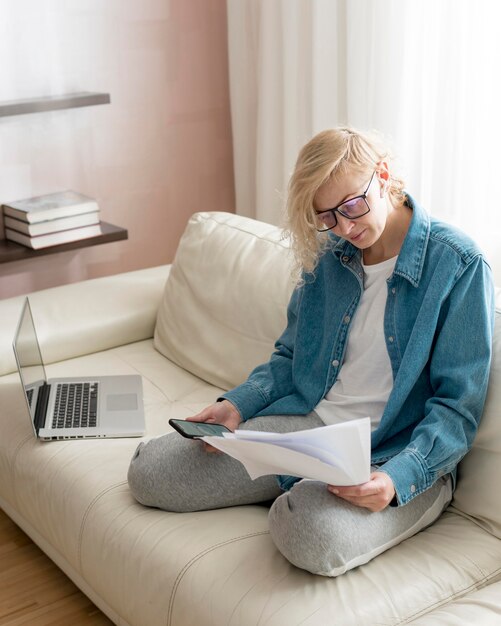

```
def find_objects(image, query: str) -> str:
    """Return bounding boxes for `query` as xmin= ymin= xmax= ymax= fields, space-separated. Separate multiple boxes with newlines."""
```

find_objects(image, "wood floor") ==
xmin=0 ymin=508 xmax=113 ymax=625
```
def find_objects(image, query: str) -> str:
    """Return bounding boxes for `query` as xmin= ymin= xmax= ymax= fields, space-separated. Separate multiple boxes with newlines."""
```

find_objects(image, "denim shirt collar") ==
xmin=328 ymin=193 xmax=430 ymax=288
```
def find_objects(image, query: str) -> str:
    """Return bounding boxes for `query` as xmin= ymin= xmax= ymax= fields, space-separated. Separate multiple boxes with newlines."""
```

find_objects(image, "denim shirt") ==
xmin=222 ymin=195 xmax=495 ymax=505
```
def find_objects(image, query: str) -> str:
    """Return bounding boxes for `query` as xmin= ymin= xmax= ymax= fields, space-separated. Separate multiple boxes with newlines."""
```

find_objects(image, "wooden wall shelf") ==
xmin=0 ymin=222 xmax=127 ymax=264
xmin=0 ymin=92 xmax=111 ymax=118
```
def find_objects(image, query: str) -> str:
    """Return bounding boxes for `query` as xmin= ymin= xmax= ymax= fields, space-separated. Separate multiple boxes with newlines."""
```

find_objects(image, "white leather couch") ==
xmin=1 ymin=211 xmax=500 ymax=626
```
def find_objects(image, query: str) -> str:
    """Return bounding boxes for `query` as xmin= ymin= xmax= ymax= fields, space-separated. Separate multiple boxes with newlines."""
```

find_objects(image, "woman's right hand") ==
xmin=186 ymin=400 xmax=243 ymax=452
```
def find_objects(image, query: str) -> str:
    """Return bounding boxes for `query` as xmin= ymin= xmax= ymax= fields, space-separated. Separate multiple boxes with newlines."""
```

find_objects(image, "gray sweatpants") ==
xmin=127 ymin=414 xmax=452 ymax=577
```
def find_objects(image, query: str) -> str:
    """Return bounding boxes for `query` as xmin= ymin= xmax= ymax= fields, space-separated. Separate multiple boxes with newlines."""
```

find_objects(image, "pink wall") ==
xmin=0 ymin=0 xmax=235 ymax=299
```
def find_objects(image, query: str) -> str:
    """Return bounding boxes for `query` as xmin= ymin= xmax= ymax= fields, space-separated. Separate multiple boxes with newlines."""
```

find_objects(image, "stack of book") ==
xmin=2 ymin=190 xmax=102 ymax=249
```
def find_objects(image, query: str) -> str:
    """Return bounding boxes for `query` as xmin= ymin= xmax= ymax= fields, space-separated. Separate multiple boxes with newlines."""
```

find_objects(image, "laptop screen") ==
xmin=12 ymin=298 xmax=47 ymax=424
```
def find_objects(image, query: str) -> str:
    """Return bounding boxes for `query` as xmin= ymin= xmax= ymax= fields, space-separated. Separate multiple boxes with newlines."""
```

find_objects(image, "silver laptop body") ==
xmin=13 ymin=298 xmax=145 ymax=441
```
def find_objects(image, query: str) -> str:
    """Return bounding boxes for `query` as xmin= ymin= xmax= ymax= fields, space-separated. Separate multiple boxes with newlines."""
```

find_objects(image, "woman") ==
xmin=128 ymin=127 xmax=495 ymax=577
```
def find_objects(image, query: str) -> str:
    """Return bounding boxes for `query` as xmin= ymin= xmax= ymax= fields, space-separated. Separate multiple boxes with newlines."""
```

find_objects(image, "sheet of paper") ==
xmin=203 ymin=417 xmax=371 ymax=486
xmin=232 ymin=418 xmax=370 ymax=471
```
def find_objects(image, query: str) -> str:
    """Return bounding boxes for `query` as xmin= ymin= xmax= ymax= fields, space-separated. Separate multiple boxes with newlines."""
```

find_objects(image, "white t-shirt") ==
xmin=314 ymin=255 xmax=398 ymax=431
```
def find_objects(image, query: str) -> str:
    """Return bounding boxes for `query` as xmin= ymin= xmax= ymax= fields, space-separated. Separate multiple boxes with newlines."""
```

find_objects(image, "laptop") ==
xmin=13 ymin=297 xmax=145 ymax=441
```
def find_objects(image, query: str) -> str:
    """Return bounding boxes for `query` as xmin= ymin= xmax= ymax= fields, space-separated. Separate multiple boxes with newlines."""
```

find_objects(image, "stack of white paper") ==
xmin=202 ymin=416 xmax=371 ymax=486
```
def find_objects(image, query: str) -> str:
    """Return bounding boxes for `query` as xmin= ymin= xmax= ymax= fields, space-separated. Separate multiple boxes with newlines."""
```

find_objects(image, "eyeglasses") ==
xmin=314 ymin=171 xmax=376 ymax=232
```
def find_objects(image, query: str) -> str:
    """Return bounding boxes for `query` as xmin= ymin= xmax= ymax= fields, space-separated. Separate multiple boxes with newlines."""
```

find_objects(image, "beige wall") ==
xmin=0 ymin=0 xmax=235 ymax=299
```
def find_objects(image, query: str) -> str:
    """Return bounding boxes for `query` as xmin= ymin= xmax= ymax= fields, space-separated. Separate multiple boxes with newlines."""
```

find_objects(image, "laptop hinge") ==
xmin=34 ymin=383 xmax=51 ymax=434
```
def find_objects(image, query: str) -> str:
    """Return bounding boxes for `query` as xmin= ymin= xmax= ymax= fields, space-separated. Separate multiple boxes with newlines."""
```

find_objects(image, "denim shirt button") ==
xmin=388 ymin=336 xmax=394 ymax=342
xmin=391 ymin=288 xmax=396 ymax=294
xmin=332 ymin=359 xmax=340 ymax=367
xmin=342 ymin=256 xmax=349 ymax=263
xmin=343 ymin=316 xmax=351 ymax=324
xmin=410 ymin=484 xmax=416 ymax=493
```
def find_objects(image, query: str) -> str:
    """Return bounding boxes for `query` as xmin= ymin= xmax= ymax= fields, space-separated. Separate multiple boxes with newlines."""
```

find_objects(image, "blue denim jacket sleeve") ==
xmin=378 ymin=256 xmax=495 ymax=504
xmin=221 ymin=286 xmax=302 ymax=421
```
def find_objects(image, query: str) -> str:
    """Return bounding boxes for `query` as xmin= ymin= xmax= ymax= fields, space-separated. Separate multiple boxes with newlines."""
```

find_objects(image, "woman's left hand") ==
xmin=328 ymin=471 xmax=396 ymax=512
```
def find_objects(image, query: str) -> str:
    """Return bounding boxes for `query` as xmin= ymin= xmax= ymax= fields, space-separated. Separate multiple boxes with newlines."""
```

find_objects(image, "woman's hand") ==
xmin=186 ymin=400 xmax=242 ymax=453
xmin=328 ymin=471 xmax=396 ymax=512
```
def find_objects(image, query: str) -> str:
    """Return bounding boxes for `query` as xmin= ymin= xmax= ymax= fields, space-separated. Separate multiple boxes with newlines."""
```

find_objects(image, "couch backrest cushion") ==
xmin=452 ymin=292 xmax=501 ymax=538
xmin=154 ymin=212 xmax=295 ymax=391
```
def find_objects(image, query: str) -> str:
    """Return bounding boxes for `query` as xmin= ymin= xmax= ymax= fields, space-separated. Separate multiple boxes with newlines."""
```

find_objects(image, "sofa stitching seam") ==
xmin=199 ymin=214 xmax=290 ymax=249
xmin=102 ymin=344 xmax=214 ymax=402
xmin=10 ymin=435 xmax=34 ymax=509
xmin=454 ymin=551 xmax=488 ymax=578
xmin=395 ymin=565 xmax=501 ymax=624
xmin=77 ymin=480 xmax=128 ymax=571
xmin=166 ymin=530 xmax=270 ymax=626
xmin=106 ymin=345 xmax=216 ymax=404
xmin=103 ymin=346 xmax=176 ymax=401
xmin=164 ymin=543 xmax=501 ymax=626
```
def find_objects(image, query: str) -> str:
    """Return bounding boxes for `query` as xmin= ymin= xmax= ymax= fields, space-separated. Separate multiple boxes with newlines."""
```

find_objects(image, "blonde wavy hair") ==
xmin=284 ymin=127 xmax=406 ymax=281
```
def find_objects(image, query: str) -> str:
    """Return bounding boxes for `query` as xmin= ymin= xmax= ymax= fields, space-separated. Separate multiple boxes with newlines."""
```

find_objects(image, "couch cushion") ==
xmin=81 ymin=501 xmax=501 ymax=626
xmin=154 ymin=212 xmax=295 ymax=390
xmin=0 ymin=265 xmax=170 ymax=377
xmin=451 ymin=302 xmax=501 ymax=538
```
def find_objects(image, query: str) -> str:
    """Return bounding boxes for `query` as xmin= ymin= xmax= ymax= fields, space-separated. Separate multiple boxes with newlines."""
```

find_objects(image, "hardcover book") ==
xmin=2 ymin=190 xmax=99 ymax=224
xmin=4 ymin=211 xmax=100 ymax=237
xmin=5 ymin=223 xmax=102 ymax=250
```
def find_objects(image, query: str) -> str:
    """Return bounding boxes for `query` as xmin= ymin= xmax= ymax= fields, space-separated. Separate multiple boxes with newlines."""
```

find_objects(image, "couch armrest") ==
xmin=0 ymin=265 xmax=170 ymax=377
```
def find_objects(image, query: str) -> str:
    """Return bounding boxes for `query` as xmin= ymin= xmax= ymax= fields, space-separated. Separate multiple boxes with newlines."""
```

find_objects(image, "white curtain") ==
xmin=226 ymin=0 xmax=501 ymax=282
xmin=0 ymin=2 xmax=94 ymax=206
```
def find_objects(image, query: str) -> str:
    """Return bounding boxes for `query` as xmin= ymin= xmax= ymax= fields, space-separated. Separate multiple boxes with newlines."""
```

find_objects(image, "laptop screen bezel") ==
xmin=12 ymin=297 xmax=48 ymax=437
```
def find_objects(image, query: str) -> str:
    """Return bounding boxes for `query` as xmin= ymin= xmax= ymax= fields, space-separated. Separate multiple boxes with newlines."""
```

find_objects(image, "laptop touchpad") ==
xmin=106 ymin=394 xmax=138 ymax=411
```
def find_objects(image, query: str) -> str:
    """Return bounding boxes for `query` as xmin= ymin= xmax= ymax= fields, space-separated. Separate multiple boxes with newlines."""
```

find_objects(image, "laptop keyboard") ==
xmin=52 ymin=382 xmax=99 ymax=429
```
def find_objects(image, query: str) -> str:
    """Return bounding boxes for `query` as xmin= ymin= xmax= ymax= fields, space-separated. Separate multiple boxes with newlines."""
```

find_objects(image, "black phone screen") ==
xmin=169 ymin=418 xmax=231 ymax=439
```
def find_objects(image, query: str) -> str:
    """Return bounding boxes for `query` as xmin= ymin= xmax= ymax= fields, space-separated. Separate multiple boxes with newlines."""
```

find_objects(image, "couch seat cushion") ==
xmin=81 ymin=500 xmax=501 ymax=626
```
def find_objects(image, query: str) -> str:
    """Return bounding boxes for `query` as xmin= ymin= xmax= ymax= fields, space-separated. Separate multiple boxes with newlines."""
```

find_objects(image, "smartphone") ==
xmin=168 ymin=418 xmax=232 ymax=439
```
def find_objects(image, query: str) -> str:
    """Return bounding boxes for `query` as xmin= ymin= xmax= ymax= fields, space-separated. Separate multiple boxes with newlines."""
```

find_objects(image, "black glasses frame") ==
xmin=314 ymin=171 xmax=376 ymax=232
